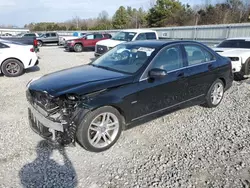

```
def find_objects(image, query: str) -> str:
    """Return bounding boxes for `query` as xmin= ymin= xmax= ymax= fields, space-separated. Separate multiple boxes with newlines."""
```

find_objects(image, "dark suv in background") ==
xmin=37 ymin=32 xmax=59 ymax=47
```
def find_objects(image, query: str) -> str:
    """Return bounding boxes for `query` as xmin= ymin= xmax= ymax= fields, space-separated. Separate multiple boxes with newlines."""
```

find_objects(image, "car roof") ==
xmin=120 ymin=29 xmax=156 ymax=33
xmin=123 ymin=40 xmax=205 ymax=49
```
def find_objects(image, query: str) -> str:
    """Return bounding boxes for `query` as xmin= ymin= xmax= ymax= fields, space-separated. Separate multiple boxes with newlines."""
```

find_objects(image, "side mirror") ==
xmin=148 ymin=68 xmax=167 ymax=79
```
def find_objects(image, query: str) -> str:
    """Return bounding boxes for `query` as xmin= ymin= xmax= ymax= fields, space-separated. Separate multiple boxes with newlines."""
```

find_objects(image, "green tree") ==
xmin=146 ymin=0 xmax=183 ymax=27
xmin=112 ymin=6 xmax=129 ymax=29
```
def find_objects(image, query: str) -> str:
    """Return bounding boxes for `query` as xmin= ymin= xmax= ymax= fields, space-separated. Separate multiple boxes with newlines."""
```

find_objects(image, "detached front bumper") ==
xmin=28 ymin=103 xmax=77 ymax=146
xmin=28 ymin=104 xmax=64 ymax=140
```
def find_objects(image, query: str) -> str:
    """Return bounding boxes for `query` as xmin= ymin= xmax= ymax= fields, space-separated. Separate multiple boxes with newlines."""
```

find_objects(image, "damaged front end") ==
xmin=26 ymin=89 xmax=89 ymax=147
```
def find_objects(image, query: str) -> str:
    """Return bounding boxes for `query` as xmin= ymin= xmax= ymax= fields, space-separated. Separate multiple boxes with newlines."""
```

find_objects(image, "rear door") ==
xmin=183 ymin=43 xmax=218 ymax=99
xmin=50 ymin=33 xmax=58 ymax=43
xmin=94 ymin=34 xmax=104 ymax=46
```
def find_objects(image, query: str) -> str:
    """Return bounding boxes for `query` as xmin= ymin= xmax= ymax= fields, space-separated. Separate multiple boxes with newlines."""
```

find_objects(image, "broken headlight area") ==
xmin=27 ymin=90 xmax=86 ymax=147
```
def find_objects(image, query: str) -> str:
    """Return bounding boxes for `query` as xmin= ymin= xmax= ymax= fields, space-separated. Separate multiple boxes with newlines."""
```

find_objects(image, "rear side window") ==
xmin=146 ymin=32 xmax=157 ymax=39
xmin=135 ymin=33 xmax=147 ymax=40
xmin=94 ymin=34 xmax=103 ymax=39
xmin=239 ymin=41 xmax=250 ymax=48
xmin=104 ymin=34 xmax=112 ymax=38
xmin=0 ymin=42 xmax=9 ymax=48
xmin=184 ymin=45 xmax=215 ymax=66
xmin=51 ymin=33 xmax=57 ymax=37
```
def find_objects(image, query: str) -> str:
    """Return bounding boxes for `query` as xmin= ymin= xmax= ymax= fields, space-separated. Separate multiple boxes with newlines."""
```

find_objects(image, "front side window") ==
xmin=45 ymin=33 xmax=50 ymax=37
xmin=86 ymin=34 xmax=94 ymax=39
xmin=91 ymin=44 xmax=155 ymax=74
xmin=111 ymin=32 xmax=136 ymax=42
xmin=152 ymin=45 xmax=184 ymax=72
xmin=184 ymin=45 xmax=215 ymax=66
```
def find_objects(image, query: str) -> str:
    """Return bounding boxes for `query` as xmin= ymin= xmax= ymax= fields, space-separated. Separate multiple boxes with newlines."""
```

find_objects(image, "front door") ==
xmin=130 ymin=45 xmax=189 ymax=121
xmin=85 ymin=34 xmax=95 ymax=47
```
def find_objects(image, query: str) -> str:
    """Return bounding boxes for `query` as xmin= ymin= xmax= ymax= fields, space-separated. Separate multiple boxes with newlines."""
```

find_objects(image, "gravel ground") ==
xmin=0 ymin=46 xmax=250 ymax=188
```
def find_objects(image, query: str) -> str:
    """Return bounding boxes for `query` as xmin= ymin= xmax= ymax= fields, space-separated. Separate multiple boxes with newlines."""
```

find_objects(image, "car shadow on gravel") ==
xmin=19 ymin=140 xmax=78 ymax=188
xmin=25 ymin=66 xmax=40 ymax=74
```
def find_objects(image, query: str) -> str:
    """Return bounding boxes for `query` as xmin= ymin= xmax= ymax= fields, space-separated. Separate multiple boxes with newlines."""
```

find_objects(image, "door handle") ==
xmin=177 ymin=72 xmax=185 ymax=79
xmin=208 ymin=64 xmax=214 ymax=70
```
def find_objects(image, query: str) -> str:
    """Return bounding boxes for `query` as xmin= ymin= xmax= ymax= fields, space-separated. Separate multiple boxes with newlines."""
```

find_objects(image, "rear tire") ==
xmin=76 ymin=106 xmax=123 ymax=152
xmin=1 ymin=59 xmax=24 ymax=77
xmin=234 ymin=72 xmax=245 ymax=81
xmin=74 ymin=44 xmax=83 ymax=52
xmin=203 ymin=79 xmax=224 ymax=108
xmin=37 ymin=40 xmax=43 ymax=47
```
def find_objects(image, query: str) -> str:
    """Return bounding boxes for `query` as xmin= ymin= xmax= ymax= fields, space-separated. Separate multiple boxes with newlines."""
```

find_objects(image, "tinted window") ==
xmin=111 ymin=32 xmax=136 ymax=41
xmin=0 ymin=42 xmax=9 ymax=48
xmin=146 ymin=32 xmax=157 ymax=39
xmin=217 ymin=39 xmax=250 ymax=49
xmin=104 ymin=34 xmax=112 ymax=38
xmin=239 ymin=41 xmax=250 ymax=48
xmin=135 ymin=33 xmax=147 ymax=40
xmin=86 ymin=34 xmax=94 ymax=39
xmin=184 ymin=45 xmax=215 ymax=66
xmin=51 ymin=33 xmax=57 ymax=37
xmin=45 ymin=33 xmax=50 ymax=37
xmin=94 ymin=34 xmax=103 ymax=39
xmin=152 ymin=45 xmax=184 ymax=72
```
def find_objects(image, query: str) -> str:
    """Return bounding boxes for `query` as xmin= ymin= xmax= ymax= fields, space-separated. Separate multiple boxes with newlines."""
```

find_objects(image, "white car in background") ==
xmin=94 ymin=29 xmax=159 ymax=57
xmin=0 ymin=39 xmax=39 ymax=77
xmin=213 ymin=38 xmax=250 ymax=80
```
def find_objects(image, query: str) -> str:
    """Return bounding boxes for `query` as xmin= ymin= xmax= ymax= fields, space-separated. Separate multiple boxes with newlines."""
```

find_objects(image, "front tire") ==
xmin=74 ymin=44 xmax=83 ymax=52
xmin=203 ymin=79 xmax=224 ymax=108
xmin=76 ymin=106 xmax=123 ymax=152
xmin=1 ymin=59 xmax=24 ymax=77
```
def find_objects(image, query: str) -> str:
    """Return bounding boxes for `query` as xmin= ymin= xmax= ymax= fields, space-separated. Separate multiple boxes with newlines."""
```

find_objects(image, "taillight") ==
xmin=34 ymin=39 xmax=38 ymax=46
xmin=30 ymin=48 xmax=34 ymax=52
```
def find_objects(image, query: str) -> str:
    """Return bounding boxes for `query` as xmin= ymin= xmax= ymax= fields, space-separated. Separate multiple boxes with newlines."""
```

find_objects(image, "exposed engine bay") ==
xmin=26 ymin=89 xmax=86 ymax=147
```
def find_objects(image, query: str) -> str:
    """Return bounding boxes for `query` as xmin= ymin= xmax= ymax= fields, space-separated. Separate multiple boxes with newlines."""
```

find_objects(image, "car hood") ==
xmin=213 ymin=47 xmax=250 ymax=56
xmin=96 ymin=39 xmax=125 ymax=48
xmin=28 ymin=65 xmax=133 ymax=97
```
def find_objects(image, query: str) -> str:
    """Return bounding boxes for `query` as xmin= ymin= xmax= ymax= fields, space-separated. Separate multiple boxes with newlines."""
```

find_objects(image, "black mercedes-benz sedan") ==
xmin=26 ymin=40 xmax=233 ymax=152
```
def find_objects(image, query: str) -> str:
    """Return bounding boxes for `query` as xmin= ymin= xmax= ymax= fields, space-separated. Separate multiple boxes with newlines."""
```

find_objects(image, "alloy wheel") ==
xmin=211 ymin=82 xmax=224 ymax=105
xmin=5 ymin=62 xmax=20 ymax=75
xmin=87 ymin=112 xmax=119 ymax=149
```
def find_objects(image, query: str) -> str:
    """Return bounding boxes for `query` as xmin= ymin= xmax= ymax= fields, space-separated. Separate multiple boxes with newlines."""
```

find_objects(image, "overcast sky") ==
xmin=0 ymin=0 xmax=223 ymax=27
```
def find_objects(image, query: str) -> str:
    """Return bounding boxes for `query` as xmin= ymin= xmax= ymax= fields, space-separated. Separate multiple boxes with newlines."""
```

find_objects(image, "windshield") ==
xmin=217 ymin=40 xmax=250 ymax=49
xmin=91 ymin=44 xmax=155 ymax=74
xmin=111 ymin=32 xmax=137 ymax=41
